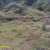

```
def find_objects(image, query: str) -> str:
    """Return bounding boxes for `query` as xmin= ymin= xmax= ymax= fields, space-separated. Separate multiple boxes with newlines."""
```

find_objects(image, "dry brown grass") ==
xmin=0 ymin=19 xmax=50 ymax=50
xmin=0 ymin=11 xmax=6 ymax=17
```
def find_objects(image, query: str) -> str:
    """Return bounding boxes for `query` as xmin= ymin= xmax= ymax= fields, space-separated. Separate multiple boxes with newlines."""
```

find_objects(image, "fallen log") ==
xmin=0 ymin=16 xmax=42 ymax=22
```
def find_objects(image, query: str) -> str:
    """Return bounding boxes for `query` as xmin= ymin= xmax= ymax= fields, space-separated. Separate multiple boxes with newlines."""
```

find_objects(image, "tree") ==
xmin=25 ymin=0 xmax=37 ymax=5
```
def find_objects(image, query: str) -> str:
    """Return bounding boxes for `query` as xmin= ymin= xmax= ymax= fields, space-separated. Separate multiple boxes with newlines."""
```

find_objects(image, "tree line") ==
xmin=0 ymin=0 xmax=50 ymax=11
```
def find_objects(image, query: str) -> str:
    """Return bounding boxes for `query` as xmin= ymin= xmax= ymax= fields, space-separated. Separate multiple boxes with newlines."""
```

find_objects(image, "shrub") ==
xmin=45 ymin=5 xmax=50 ymax=12
xmin=4 ymin=2 xmax=25 ymax=12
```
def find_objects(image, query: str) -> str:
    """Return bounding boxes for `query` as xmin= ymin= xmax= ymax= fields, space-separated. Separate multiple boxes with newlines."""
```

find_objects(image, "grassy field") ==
xmin=0 ymin=7 xmax=50 ymax=50
xmin=0 ymin=7 xmax=49 ymax=18
xmin=0 ymin=19 xmax=50 ymax=50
